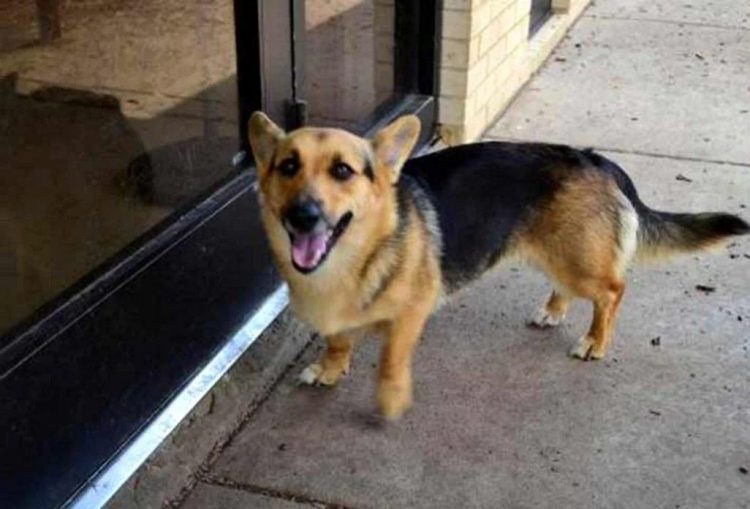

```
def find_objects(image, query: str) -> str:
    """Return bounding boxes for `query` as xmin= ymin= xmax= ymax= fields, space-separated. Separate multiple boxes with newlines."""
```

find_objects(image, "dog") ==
xmin=248 ymin=111 xmax=749 ymax=420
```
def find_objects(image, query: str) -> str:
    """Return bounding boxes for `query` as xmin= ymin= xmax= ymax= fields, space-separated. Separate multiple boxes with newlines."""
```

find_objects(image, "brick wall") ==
xmin=438 ymin=0 xmax=590 ymax=143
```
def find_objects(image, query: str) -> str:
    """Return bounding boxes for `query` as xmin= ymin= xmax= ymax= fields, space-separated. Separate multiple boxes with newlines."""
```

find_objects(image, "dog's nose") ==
xmin=285 ymin=200 xmax=323 ymax=233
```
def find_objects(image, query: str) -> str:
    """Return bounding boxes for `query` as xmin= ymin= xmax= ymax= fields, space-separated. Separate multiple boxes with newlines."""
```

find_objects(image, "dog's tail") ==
xmin=635 ymin=209 xmax=749 ymax=261
xmin=583 ymin=149 xmax=750 ymax=262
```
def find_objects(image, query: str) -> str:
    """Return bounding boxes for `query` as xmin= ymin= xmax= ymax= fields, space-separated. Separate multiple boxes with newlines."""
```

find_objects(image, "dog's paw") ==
xmin=377 ymin=382 xmax=412 ymax=421
xmin=528 ymin=307 xmax=565 ymax=328
xmin=569 ymin=336 xmax=606 ymax=361
xmin=297 ymin=362 xmax=348 ymax=386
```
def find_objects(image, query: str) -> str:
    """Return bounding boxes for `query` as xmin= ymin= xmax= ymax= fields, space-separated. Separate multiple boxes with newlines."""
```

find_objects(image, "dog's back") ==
xmin=403 ymin=142 xmax=748 ymax=294
xmin=403 ymin=142 xmax=608 ymax=291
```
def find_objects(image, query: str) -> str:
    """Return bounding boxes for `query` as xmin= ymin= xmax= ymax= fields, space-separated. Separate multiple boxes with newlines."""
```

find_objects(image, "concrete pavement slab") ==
xmin=585 ymin=0 xmax=750 ymax=29
xmin=205 ymin=155 xmax=750 ymax=509
xmin=181 ymin=483 xmax=313 ymax=509
xmin=486 ymin=17 xmax=750 ymax=164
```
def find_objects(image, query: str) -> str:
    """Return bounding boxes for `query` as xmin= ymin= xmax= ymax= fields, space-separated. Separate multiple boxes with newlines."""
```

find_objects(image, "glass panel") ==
xmin=0 ymin=0 xmax=239 ymax=335
xmin=302 ymin=0 xmax=395 ymax=129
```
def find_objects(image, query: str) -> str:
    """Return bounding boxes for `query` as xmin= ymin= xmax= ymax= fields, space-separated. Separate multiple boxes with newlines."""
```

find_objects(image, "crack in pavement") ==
xmin=197 ymin=474 xmax=362 ymax=509
xmin=166 ymin=336 xmax=321 ymax=508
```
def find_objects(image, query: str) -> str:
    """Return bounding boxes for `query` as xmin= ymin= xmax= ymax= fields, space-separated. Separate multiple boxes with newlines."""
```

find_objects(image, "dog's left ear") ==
xmin=371 ymin=115 xmax=421 ymax=183
xmin=248 ymin=111 xmax=285 ymax=176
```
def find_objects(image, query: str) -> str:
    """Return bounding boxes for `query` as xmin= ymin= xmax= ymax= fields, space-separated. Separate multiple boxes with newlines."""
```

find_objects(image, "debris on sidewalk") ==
xmin=695 ymin=285 xmax=716 ymax=294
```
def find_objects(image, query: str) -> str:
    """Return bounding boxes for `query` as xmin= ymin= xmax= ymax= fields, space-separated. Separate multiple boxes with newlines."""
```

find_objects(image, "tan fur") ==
xmin=635 ymin=234 xmax=726 ymax=264
xmin=517 ymin=171 xmax=635 ymax=359
xmin=250 ymin=112 xmax=438 ymax=419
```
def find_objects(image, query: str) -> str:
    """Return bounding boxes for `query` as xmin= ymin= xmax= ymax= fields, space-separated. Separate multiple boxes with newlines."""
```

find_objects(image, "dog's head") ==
xmin=248 ymin=112 xmax=420 ymax=274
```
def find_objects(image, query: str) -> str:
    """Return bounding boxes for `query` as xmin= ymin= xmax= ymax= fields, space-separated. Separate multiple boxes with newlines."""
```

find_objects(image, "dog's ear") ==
xmin=248 ymin=111 xmax=285 ymax=176
xmin=371 ymin=115 xmax=421 ymax=183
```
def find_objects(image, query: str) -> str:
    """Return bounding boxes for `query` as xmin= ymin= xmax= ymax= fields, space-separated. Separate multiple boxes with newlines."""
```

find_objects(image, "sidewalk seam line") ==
xmin=482 ymin=136 xmax=750 ymax=168
xmin=582 ymin=13 xmax=750 ymax=32
xmin=197 ymin=475 xmax=362 ymax=509
xmin=167 ymin=335 xmax=320 ymax=508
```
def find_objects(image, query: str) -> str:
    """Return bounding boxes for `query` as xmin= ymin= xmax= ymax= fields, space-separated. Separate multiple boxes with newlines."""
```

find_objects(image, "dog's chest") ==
xmin=288 ymin=282 xmax=366 ymax=336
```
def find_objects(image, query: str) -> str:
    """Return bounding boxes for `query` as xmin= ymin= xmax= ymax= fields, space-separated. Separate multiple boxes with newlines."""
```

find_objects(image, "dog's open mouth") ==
xmin=288 ymin=212 xmax=353 ymax=273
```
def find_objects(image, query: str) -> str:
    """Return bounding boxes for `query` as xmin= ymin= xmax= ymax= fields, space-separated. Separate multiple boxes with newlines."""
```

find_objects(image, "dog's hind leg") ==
xmin=568 ymin=278 xmax=626 ymax=360
xmin=529 ymin=290 xmax=571 ymax=328
xmin=299 ymin=332 xmax=358 ymax=386
xmin=524 ymin=180 xmax=638 ymax=360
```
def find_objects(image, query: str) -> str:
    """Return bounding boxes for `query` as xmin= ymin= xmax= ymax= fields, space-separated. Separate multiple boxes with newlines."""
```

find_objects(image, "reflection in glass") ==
xmin=303 ymin=0 xmax=395 ymax=129
xmin=0 ymin=0 xmax=239 ymax=334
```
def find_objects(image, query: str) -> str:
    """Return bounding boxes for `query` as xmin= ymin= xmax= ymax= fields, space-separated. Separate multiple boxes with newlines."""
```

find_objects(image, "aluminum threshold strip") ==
xmin=65 ymin=284 xmax=289 ymax=509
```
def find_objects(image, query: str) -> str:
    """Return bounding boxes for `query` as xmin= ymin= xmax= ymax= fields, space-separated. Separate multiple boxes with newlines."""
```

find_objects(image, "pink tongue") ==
xmin=291 ymin=232 xmax=329 ymax=269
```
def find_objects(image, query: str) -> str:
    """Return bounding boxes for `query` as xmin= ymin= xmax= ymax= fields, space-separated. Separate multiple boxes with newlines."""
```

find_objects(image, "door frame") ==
xmin=530 ymin=0 xmax=553 ymax=35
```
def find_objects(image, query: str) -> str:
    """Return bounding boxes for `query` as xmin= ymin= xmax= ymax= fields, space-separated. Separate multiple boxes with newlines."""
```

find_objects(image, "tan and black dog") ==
xmin=248 ymin=111 xmax=749 ymax=420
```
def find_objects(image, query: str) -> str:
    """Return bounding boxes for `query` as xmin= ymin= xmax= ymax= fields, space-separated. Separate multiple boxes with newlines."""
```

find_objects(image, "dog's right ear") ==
xmin=248 ymin=111 xmax=285 ymax=176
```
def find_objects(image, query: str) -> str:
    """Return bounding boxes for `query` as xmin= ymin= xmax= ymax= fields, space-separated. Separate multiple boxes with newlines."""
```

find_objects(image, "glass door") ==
xmin=288 ymin=0 xmax=437 ymax=137
xmin=0 ymin=0 xmax=240 ymax=338
xmin=296 ymin=0 xmax=396 ymax=129
xmin=1 ymin=2 xmax=275 ymax=507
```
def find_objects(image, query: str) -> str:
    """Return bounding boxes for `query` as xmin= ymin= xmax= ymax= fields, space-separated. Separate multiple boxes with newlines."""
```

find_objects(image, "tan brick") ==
xmin=444 ymin=126 xmax=466 ymax=145
xmin=443 ymin=0 xmax=480 ymax=9
xmin=438 ymin=97 xmax=468 ymax=124
xmin=466 ymin=104 xmax=489 ymax=140
xmin=439 ymin=68 xmax=469 ymax=97
xmin=375 ymin=34 xmax=394 ymax=64
xmin=441 ymin=38 xmax=471 ymax=69
xmin=478 ymin=26 xmax=497 ymax=57
xmin=375 ymin=64 xmax=394 ymax=103
xmin=374 ymin=4 xmax=395 ymax=32
xmin=515 ymin=0 xmax=532 ymax=21
xmin=506 ymin=15 xmax=529 ymax=52
xmin=468 ymin=34 xmax=481 ymax=64
xmin=496 ymin=3 xmax=517 ymax=39
xmin=472 ymin=74 xmax=495 ymax=116
xmin=470 ymin=0 xmax=494 ymax=36
xmin=505 ymin=42 xmax=525 ymax=71
xmin=487 ymin=35 xmax=508 ymax=70
xmin=487 ymin=74 xmax=513 ymax=118
xmin=442 ymin=10 xmax=472 ymax=39
xmin=491 ymin=0 xmax=515 ymax=18
xmin=466 ymin=53 xmax=490 ymax=93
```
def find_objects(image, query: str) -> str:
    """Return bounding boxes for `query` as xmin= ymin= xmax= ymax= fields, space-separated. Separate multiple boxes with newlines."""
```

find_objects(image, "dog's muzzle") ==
xmin=283 ymin=200 xmax=352 ymax=274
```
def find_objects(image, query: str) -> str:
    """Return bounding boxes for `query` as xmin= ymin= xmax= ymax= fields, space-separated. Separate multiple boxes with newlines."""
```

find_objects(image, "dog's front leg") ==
xmin=377 ymin=306 xmax=430 ymax=420
xmin=299 ymin=332 xmax=356 ymax=386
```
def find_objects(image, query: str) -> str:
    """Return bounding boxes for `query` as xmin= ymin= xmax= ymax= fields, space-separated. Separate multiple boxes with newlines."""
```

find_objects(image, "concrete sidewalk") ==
xmin=181 ymin=2 xmax=750 ymax=507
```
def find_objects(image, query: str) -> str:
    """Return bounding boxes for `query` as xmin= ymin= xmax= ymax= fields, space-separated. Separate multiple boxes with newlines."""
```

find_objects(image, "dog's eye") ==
xmin=277 ymin=158 xmax=299 ymax=178
xmin=330 ymin=162 xmax=354 ymax=181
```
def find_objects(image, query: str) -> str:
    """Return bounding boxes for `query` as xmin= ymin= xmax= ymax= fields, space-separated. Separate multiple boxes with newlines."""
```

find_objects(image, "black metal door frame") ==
xmin=258 ymin=0 xmax=439 ymax=136
xmin=530 ymin=0 xmax=553 ymax=35
xmin=0 ymin=1 xmax=439 ymax=508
